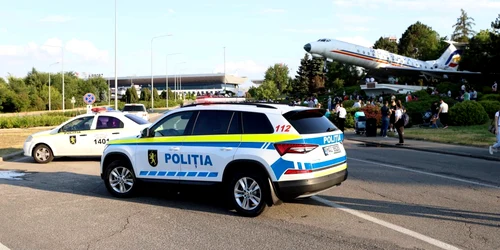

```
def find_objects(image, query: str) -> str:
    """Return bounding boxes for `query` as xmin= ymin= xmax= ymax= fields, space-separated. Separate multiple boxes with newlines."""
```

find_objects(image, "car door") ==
xmin=55 ymin=116 xmax=95 ymax=156
xmin=134 ymin=110 xmax=197 ymax=181
xmin=89 ymin=115 xmax=126 ymax=156
xmin=180 ymin=110 xmax=241 ymax=182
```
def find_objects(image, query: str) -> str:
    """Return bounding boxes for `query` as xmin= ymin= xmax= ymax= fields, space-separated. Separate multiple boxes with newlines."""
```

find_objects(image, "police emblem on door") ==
xmin=148 ymin=150 xmax=158 ymax=167
xmin=69 ymin=135 xmax=77 ymax=145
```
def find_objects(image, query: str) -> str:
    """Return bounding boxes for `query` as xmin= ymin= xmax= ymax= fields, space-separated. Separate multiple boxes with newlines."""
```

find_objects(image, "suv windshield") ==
xmin=123 ymin=105 xmax=146 ymax=112
xmin=125 ymin=114 xmax=149 ymax=124
xmin=283 ymin=109 xmax=338 ymax=134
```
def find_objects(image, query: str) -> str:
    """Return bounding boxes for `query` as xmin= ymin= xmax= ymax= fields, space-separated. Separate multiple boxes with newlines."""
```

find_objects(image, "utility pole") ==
xmin=223 ymin=46 xmax=226 ymax=94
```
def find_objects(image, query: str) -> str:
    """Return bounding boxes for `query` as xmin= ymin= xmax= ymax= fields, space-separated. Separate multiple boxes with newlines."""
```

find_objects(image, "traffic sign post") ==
xmin=84 ymin=93 xmax=96 ymax=114
xmin=71 ymin=97 xmax=76 ymax=109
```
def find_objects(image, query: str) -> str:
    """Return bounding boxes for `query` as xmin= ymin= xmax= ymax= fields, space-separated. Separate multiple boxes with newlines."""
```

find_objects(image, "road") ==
xmin=0 ymin=141 xmax=498 ymax=250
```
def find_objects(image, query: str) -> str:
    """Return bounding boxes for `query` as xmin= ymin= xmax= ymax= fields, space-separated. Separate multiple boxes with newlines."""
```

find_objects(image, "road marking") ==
xmin=349 ymin=157 xmax=500 ymax=190
xmin=311 ymin=196 xmax=462 ymax=250
xmin=0 ymin=242 xmax=11 ymax=250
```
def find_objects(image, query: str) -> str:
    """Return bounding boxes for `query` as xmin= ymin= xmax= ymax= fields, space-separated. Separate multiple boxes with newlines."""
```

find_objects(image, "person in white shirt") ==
xmin=490 ymin=110 xmax=500 ymax=154
xmin=438 ymin=99 xmax=449 ymax=129
xmin=493 ymin=81 xmax=497 ymax=92
xmin=394 ymin=102 xmax=404 ymax=145
xmin=352 ymin=100 xmax=361 ymax=108
xmin=337 ymin=103 xmax=347 ymax=132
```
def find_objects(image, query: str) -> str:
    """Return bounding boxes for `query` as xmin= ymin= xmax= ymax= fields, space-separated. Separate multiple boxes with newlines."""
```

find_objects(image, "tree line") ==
xmin=249 ymin=9 xmax=500 ymax=101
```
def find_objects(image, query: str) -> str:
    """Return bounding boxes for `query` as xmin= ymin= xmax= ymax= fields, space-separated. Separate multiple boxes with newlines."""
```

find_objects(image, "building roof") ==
xmin=104 ymin=73 xmax=248 ymax=86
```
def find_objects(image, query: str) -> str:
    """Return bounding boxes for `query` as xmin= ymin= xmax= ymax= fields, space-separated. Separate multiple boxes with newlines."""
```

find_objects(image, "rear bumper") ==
xmin=274 ymin=168 xmax=348 ymax=200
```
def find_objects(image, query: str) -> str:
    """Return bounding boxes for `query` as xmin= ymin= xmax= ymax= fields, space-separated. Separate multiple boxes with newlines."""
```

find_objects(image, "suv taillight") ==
xmin=274 ymin=143 xmax=318 ymax=156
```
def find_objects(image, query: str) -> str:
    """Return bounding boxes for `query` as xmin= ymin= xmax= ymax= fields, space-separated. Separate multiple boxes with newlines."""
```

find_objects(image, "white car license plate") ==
xmin=323 ymin=144 xmax=341 ymax=156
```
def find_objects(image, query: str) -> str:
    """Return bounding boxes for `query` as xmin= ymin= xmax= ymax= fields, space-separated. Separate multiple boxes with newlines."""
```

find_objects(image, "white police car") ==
xmin=100 ymin=102 xmax=347 ymax=217
xmin=24 ymin=107 xmax=151 ymax=164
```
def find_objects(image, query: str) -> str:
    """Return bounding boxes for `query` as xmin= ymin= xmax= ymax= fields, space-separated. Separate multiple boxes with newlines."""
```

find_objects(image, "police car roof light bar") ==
xmin=91 ymin=107 xmax=108 ymax=113
xmin=182 ymin=102 xmax=278 ymax=109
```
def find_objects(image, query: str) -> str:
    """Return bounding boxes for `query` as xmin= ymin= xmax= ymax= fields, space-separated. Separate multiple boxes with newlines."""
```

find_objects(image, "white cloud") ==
xmin=335 ymin=14 xmax=375 ymax=24
xmin=333 ymin=0 xmax=500 ymax=11
xmin=39 ymin=15 xmax=74 ymax=23
xmin=336 ymin=36 xmax=374 ymax=47
xmin=261 ymin=8 xmax=286 ymax=13
xmin=284 ymin=28 xmax=338 ymax=34
xmin=65 ymin=39 xmax=109 ymax=63
xmin=0 ymin=28 xmax=6 ymax=33
xmin=213 ymin=60 xmax=267 ymax=78
xmin=0 ymin=38 xmax=109 ymax=63
xmin=167 ymin=9 xmax=175 ymax=13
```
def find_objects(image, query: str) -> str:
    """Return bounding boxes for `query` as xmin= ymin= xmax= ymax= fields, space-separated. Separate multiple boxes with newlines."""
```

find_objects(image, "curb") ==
xmin=0 ymin=151 xmax=24 ymax=162
xmin=347 ymin=138 xmax=500 ymax=162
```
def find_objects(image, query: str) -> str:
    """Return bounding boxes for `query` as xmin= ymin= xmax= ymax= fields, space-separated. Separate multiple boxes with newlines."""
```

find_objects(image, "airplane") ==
xmin=303 ymin=38 xmax=481 ymax=79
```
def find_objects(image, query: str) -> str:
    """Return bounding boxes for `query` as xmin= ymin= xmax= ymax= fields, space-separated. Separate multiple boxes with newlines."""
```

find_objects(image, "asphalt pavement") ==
xmin=0 ymin=141 xmax=499 ymax=250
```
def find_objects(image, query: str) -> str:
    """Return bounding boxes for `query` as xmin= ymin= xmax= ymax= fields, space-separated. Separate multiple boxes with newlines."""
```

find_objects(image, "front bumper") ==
xmin=23 ymin=141 xmax=32 ymax=157
xmin=274 ymin=168 xmax=348 ymax=200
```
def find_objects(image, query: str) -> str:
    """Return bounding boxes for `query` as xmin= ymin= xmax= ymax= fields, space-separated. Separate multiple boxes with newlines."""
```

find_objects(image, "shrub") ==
xmin=478 ymin=100 xmax=500 ymax=118
xmin=412 ymin=89 xmax=430 ymax=100
xmin=479 ymin=94 xmax=500 ymax=102
xmin=436 ymin=82 xmax=461 ymax=97
xmin=342 ymin=100 xmax=355 ymax=108
xmin=0 ymin=115 xmax=68 ymax=129
xmin=360 ymin=105 xmax=381 ymax=126
xmin=449 ymin=101 xmax=489 ymax=126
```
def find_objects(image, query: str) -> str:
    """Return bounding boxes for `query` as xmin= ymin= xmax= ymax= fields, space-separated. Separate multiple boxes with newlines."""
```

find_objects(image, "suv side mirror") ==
xmin=141 ymin=127 xmax=151 ymax=138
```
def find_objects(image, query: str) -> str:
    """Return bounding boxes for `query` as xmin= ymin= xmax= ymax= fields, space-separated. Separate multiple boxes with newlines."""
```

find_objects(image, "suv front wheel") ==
xmin=104 ymin=160 xmax=138 ymax=198
xmin=228 ymin=171 xmax=268 ymax=217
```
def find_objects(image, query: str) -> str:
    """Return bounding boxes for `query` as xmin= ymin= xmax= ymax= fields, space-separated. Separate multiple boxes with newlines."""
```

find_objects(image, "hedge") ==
xmin=0 ymin=115 xmax=68 ymax=129
xmin=478 ymin=100 xmax=500 ymax=118
xmin=449 ymin=101 xmax=489 ymax=126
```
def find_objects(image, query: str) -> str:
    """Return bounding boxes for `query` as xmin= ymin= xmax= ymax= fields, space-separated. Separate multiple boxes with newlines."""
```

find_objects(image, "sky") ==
xmin=1 ymin=0 xmax=500 ymax=81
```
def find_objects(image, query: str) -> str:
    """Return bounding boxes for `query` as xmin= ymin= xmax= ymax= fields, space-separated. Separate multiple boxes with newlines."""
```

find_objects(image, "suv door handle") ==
xmin=221 ymin=147 xmax=233 ymax=151
xmin=112 ymin=132 xmax=120 ymax=135
xmin=170 ymin=147 xmax=180 ymax=151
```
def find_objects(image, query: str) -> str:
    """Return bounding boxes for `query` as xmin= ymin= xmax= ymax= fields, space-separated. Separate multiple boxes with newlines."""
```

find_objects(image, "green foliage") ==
xmin=436 ymin=82 xmax=461 ymax=97
xmin=478 ymin=100 xmax=500 ymax=118
xmin=125 ymin=88 xmax=139 ymax=103
xmin=449 ymin=101 xmax=488 ymax=126
xmin=479 ymin=94 xmax=500 ymax=102
xmin=251 ymin=80 xmax=280 ymax=100
xmin=0 ymin=115 xmax=68 ymax=129
xmin=373 ymin=37 xmax=398 ymax=53
xmin=325 ymin=61 xmax=361 ymax=89
xmin=451 ymin=9 xmax=476 ymax=43
xmin=141 ymin=88 xmax=151 ymax=101
xmin=398 ymin=21 xmax=443 ymax=60
xmin=152 ymin=88 xmax=160 ymax=101
xmin=264 ymin=63 xmax=290 ymax=93
xmin=291 ymin=54 xmax=310 ymax=98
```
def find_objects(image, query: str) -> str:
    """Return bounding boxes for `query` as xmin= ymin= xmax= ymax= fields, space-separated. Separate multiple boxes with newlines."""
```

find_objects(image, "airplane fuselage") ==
xmin=304 ymin=39 xmax=459 ymax=72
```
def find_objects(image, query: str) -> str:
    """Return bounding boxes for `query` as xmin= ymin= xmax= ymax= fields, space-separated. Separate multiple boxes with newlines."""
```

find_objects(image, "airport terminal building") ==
xmin=104 ymin=73 xmax=248 ymax=96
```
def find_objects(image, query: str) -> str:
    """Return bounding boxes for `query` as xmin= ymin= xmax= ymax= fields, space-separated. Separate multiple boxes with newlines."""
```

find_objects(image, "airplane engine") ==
xmin=311 ymin=53 xmax=323 ymax=58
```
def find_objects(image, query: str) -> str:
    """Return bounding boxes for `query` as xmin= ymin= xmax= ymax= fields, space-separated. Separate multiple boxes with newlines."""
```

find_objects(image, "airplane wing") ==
xmin=375 ymin=66 xmax=481 ymax=79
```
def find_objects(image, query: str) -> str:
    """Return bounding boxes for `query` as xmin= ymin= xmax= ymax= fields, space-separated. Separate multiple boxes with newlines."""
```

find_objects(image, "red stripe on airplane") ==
xmin=331 ymin=50 xmax=407 ymax=68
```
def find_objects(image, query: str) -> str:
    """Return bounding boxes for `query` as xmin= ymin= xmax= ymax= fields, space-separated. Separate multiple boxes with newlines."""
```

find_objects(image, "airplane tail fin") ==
xmin=436 ymin=41 xmax=464 ymax=71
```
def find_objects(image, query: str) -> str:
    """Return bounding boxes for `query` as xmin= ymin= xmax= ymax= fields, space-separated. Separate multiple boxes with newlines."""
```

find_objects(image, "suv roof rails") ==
xmin=181 ymin=102 xmax=280 ymax=109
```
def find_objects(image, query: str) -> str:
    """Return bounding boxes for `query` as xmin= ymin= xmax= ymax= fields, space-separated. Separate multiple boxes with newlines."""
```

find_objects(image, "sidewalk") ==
xmin=344 ymin=133 xmax=500 ymax=162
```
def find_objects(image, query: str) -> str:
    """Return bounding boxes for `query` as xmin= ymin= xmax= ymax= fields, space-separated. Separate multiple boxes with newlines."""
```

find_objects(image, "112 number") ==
xmin=275 ymin=125 xmax=291 ymax=132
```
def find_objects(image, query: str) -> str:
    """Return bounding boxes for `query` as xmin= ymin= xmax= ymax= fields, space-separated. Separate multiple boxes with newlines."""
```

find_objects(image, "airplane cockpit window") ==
xmin=317 ymin=39 xmax=331 ymax=42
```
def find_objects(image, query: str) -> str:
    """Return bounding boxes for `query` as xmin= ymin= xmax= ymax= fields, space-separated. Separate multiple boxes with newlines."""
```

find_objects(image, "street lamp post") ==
xmin=151 ymin=34 xmax=173 ymax=110
xmin=48 ymin=62 xmax=60 ymax=111
xmin=223 ymin=46 xmax=226 ymax=94
xmin=42 ymin=44 xmax=64 ymax=111
xmin=175 ymin=61 xmax=187 ymax=101
xmin=114 ymin=0 xmax=118 ymax=110
xmin=166 ymin=53 xmax=181 ymax=108
xmin=179 ymin=68 xmax=188 ymax=101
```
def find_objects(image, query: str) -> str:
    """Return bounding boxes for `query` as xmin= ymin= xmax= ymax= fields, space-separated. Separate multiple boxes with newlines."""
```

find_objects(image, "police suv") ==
xmin=100 ymin=102 xmax=347 ymax=217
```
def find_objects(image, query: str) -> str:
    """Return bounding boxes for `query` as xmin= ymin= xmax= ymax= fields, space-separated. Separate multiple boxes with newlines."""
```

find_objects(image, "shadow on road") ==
xmin=0 ymin=170 xmax=237 ymax=216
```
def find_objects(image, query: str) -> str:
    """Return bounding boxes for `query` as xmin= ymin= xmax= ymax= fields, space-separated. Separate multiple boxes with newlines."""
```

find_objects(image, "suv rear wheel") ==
xmin=104 ymin=160 xmax=138 ymax=198
xmin=228 ymin=171 xmax=268 ymax=217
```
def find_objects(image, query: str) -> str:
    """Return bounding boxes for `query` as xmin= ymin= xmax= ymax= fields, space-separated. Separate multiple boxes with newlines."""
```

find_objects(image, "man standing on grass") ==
xmin=437 ymin=99 xmax=449 ymax=129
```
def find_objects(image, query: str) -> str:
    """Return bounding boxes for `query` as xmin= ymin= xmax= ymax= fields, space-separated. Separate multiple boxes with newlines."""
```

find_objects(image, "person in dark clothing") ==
xmin=380 ymin=101 xmax=391 ymax=137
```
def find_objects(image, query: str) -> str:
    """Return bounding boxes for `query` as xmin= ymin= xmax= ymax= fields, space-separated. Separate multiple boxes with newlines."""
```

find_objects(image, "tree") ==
xmin=290 ymin=54 xmax=310 ymax=98
xmin=451 ymin=9 xmax=476 ymax=43
xmin=152 ymin=88 xmax=160 ymax=101
xmin=325 ymin=61 xmax=361 ymax=90
xmin=264 ymin=63 xmax=290 ymax=93
xmin=254 ymin=80 xmax=279 ymax=100
xmin=125 ymin=88 xmax=139 ymax=103
xmin=373 ymin=37 xmax=398 ymax=53
xmin=308 ymin=57 xmax=325 ymax=94
xmin=141 ymin=88 xmax=151 ymax=101
xmin=459 ymin=29 xmax=492 ymax=72
xmin=398 ymin=21 xmax=442 ymax=60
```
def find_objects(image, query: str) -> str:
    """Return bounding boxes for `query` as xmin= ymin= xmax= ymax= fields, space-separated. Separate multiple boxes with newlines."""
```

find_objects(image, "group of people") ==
xmin=379 ymin=100 xmax=406 ymax=145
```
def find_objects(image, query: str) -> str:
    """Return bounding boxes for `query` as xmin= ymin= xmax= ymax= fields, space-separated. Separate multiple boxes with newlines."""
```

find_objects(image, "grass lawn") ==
xmin=0 ymin=127 xmax=51 ymax=157
xmin=401 ymin=123 xmax=496 ymax=147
